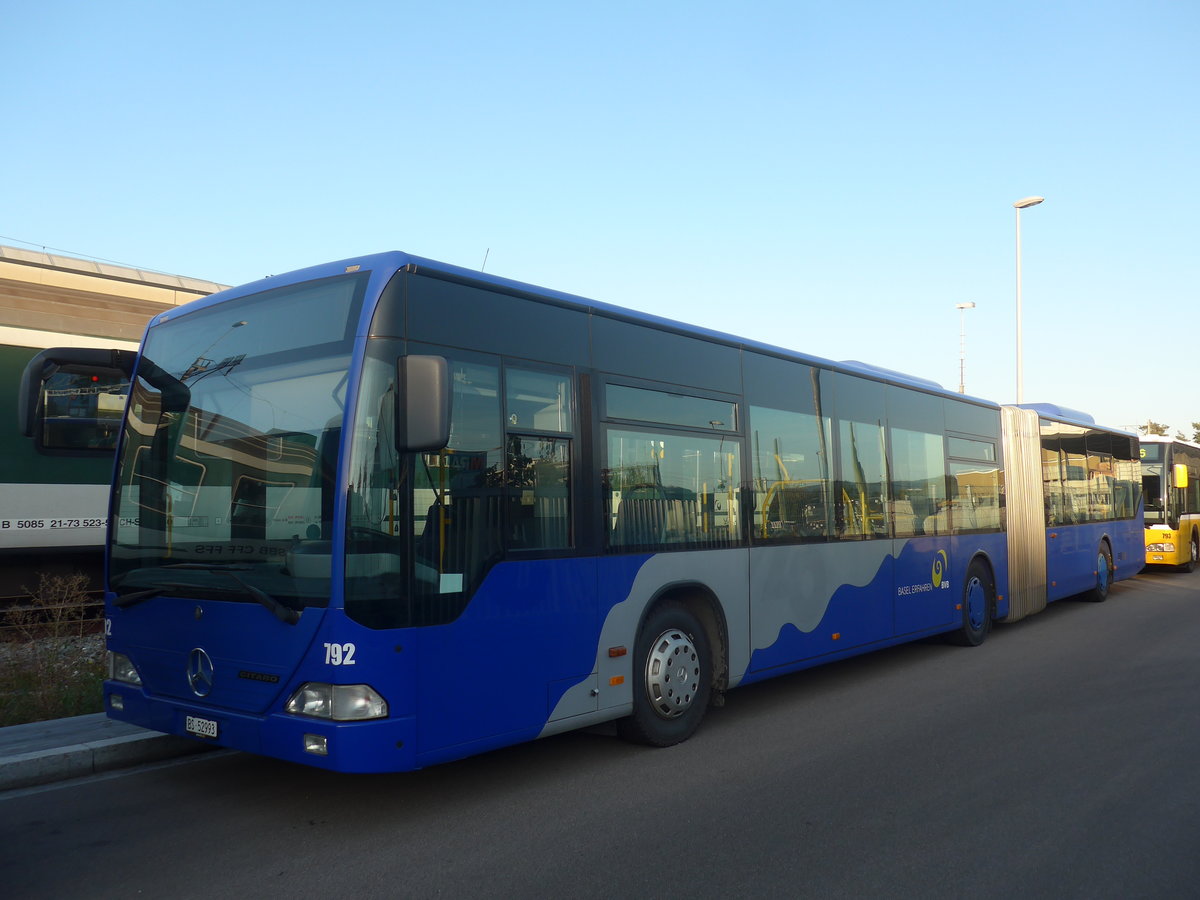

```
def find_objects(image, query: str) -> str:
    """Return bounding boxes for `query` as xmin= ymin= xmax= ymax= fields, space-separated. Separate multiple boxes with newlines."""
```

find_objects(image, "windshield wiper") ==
xmin=114 ymin=583 xmax=221 ymax=607
xmin=146 ymin=563 xmax=302 ymax=625
xmin=113 ymin=587 xmax=166 ymax=609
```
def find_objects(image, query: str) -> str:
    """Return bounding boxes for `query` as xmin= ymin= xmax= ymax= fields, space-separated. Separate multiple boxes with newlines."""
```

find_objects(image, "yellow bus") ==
xmin=1141 ymin=436 xmax=1200 ymax=570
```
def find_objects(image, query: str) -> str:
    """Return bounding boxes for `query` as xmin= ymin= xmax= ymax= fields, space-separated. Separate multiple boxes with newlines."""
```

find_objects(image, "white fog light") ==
xmin=285 ymin=683 xmax=388 ymax=720
xmin=303 ymin=733 xmax=329 ymax=756
xmin=109 ymin=693 xmax=125 ymax=711
xmin=107 ymin=651 xmax=142 ymax=685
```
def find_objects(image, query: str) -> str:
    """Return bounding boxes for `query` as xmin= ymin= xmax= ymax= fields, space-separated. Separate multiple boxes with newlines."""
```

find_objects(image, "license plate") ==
xmin=185 ymin=715 xmax=219 ymax=739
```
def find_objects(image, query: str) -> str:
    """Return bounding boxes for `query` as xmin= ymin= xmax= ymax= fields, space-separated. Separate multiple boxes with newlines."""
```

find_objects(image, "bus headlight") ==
xmin=284 ymin=683 xmax=388 ymax=720
xmin=1147 ymin=542 xmax=1176 ymax=553
xmin=107 ymin=651 xmax=142 ymax=685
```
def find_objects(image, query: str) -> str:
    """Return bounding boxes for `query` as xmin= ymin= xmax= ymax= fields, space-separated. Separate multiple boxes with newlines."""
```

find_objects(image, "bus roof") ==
xmin=156 ymin=250 xmax=1000 ymax=409
xmin=1015 ymin=403 xmax=1096 ymax=426
xmin=1013 ymin=402 xmax=1137 ymax=437
xmin=1138 ymin=434 xmax=1200 ymax=450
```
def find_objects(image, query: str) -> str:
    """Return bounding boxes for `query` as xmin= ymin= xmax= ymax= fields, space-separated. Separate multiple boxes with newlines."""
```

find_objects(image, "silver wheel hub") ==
xmin=645 ymin=628 xmax=701 ymax=719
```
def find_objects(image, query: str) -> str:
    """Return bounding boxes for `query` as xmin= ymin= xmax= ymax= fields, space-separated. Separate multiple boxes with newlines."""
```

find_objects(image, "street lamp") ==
xmin=1013 ymin=195 xmax=1044 ymax=403
xmin=955 ymin=301 xmax=976 ymax=394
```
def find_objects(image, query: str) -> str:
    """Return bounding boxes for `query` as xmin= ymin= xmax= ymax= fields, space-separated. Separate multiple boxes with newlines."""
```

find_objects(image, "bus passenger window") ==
xmin=890 ymin=428 xmax=945 ymax=537
xmin=1041 ymin=422 xmax=1088 ymax=525
xmin=836 ymin=419 xmax=888 ymax=540
xmin=1041 ymin=438 xmax=1066 ymax=526
xmin=606 ymin=429 xmax=740 ymax=551
xmin=749 ymin=405 xmax=832 ymax=542
xmin=507 ymin=436 xmax=570 ymax=550
xmin=505 ymin=370 xmax=572 ymax=432
xmin=1084 ymin=432 xmax=1116 ymax=522
xmin=1110 ymin=437 xmax=1139 ymax=519
xmin=948 ymin=457 xmax=1002 ymax=534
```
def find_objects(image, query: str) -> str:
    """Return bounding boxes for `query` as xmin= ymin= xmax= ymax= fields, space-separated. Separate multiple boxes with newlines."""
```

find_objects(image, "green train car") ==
xmin=1 ymin=340 xmax=128 ymax=594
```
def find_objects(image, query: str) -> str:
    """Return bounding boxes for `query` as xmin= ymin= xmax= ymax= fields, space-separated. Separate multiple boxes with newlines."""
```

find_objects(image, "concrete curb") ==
xmin=0 ymin=715 xmax=212 ymax=791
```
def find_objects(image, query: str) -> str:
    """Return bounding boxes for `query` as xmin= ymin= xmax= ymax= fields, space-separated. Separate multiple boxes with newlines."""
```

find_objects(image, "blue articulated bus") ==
xmin=19 ymin=252 xmax=1142 ymax=772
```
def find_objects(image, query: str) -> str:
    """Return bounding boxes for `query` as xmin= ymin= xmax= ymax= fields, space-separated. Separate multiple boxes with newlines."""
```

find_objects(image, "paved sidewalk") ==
xmin=0 ymin=713 xmax=211 ymax=791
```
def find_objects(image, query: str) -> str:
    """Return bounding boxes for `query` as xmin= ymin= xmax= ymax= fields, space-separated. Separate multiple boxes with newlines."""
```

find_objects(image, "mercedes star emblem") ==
xmin=187 ymin=647 xmax=215 ymax=697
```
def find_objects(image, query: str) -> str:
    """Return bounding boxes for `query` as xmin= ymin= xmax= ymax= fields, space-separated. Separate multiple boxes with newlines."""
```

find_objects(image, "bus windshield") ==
xmin=109 ymin=273 xmax=368 ymax=606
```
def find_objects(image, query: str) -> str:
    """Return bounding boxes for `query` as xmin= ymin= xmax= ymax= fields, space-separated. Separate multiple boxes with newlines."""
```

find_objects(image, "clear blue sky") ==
xmin=5 ymin=1 xmax=1196 ymax=434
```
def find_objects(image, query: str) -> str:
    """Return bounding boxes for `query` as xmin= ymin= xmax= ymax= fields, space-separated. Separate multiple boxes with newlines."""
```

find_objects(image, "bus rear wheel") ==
xmin=947 ymin=559 xmax=993 ymax=647
xmin=1085 ymin=543 xmax=1114 ymax=602
xmin=617 ymin=601 xmax=712 ymax=747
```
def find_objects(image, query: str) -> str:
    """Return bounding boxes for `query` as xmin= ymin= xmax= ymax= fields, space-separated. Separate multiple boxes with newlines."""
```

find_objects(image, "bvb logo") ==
xmin=932 ymin=550 xmax=948 ymax=588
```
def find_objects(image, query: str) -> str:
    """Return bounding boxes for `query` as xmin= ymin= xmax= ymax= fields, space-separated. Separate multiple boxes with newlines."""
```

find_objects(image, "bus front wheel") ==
xmin=947 ymin=559 xmax=993 ymax=647
xmin=1181 ymin=532 xmax=1198 ymax=573
xmin=618 ymin=601 xmax=712 ymax=747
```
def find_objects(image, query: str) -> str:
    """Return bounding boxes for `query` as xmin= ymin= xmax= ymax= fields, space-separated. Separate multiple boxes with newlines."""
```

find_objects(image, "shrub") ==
xmin=0 ymin=573 xmax=105 ymax=726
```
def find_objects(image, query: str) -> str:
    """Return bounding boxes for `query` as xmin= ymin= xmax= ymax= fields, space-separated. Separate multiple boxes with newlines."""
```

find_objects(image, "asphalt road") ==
xmin=3 ymin=569 xmax=1199 ymax=899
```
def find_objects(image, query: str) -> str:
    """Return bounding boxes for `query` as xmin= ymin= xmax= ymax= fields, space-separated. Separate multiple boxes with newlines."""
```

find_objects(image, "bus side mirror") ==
xmin=18 ymin=347 xmax=135 ymax=451
xmin=1174 ymin=464 xmax=1189 ymax=489
xmin=398 ymin=355 xmax=451 ymax=451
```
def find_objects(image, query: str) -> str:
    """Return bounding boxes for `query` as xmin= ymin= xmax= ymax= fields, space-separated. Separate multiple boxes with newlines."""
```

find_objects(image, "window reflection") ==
xmin=1040 ymin=421 xmax=1139 ymax=524
xmin=607 ymin=384 xmax=737 ymax=431
xmin=109 ymin=271 xmax=371 ymax=612
xmin=890 ymin=428 xmax=946 ymax=536
xmin=749 ymin=405 xmax=832 ymax=541
xmin=506 ymin=369 xmax=572 ymax=432
xmin=507 ymin=436 xmax=570 ymax=549
xmin=837 ymin=419 xmax=888 ymax=539
xmin=606 ymin=429 xmax=740 ymax=550
xmin=414 ymin=360 xmax=504 ymax=598
xmin=42 ymin=368 xmax=128 ymax=450
xmin=948 ymin=461 xmax=1003 ymax=533
xmin=346 ymin=352 xmax=579 ymax=628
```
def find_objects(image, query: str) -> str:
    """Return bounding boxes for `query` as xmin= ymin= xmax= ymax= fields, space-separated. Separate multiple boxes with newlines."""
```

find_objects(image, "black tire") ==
xmin=946 ymin=559 xmax=993 ymax=647
xmin=617 ymin=601 xmax=712 ymax=747
xmin=1180 ymin=532 xmax=1198 ymax=573
xmin=1085 ymin=543 xmax=1114 ymax=602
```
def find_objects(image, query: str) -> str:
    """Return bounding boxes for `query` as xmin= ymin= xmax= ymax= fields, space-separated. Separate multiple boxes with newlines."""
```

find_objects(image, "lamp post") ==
xmin=1013 ymin=195 xmax=1044 ymax=403
xmin=955 ymin=301 xmax=976 ymax=394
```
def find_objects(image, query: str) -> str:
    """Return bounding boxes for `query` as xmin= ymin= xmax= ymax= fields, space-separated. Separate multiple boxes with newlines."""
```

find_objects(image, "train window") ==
xmin=40 ymin=368 xmax=129 ymax=451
